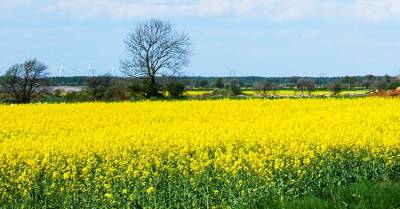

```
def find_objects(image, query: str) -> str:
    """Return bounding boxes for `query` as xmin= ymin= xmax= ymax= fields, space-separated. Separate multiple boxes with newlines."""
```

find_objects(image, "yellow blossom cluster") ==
xmin=0 ymin=98 xmax=399 ymax=208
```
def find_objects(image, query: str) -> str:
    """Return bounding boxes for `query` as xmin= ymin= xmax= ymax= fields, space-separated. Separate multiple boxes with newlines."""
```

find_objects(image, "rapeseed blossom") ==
xmin=0 ymin=98 xmax=399 ymax=208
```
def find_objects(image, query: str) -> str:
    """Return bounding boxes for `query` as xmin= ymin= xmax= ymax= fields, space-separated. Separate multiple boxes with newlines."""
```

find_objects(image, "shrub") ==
xmin=226 ymin=79 xmax=242 ymax=96
xmin=166 ymin=80 xmax=185 ymax=98
xmin=64 ymin=91 xmax=89 ymax=102
xmin=387 ymin=80 xmax=400 ymax=90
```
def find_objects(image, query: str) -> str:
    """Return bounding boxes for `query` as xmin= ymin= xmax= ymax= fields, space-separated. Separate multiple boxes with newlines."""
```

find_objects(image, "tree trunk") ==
xmin=146 ymin=74 xmax=160 ymax=98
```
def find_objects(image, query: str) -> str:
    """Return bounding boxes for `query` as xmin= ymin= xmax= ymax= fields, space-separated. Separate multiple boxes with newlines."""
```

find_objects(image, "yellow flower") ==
xmin=1 ymin=98 xmax=400 ymax=207
xmin=303 ymin=158 xmax=311 ymax=165
xmin=146 ymin=186 xmax=155 ymax=195
xmin=104 ymin=193 xmax=113 ymax=199
xmin=63 ymin=172 xmax=70 ymax=180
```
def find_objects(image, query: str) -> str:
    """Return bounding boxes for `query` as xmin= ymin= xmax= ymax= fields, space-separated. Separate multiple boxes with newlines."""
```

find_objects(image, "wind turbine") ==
xmin=111 ymin=67 xmax=116 ymax=76
xmin=57 ymin=65 xmax=64 ymax=78
xmin=54 ymin=65 xmax=64 ymax=86
xmin=87 ymin=65 xmax=95 ymax=77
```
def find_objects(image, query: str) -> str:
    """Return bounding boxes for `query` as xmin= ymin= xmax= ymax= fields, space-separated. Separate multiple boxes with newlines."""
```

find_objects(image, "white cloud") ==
xmin=231 ymin=0 xmax=321 ymax=20
xmin=38 ymin=0 xmax=400 ymax=21
xmin=43 ymin=0 xmax=232 ymax=19
xmin=0 ymin=0 xmax=31 ymax=9
xmin=350 ymin=0 xmax=400 ymax=21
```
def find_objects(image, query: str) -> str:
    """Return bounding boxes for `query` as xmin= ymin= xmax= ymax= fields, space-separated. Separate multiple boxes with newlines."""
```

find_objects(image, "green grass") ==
xmin=254 ymin=181 xmax=400 ymax=209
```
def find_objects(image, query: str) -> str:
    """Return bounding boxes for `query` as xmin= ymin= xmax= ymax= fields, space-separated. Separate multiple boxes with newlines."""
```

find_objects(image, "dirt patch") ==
xmin=371 ymin=87 xmax=400 ymax=97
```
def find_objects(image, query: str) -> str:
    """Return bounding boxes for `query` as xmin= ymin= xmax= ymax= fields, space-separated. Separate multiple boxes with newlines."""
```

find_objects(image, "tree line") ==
xmin=48 ymin=75 xmax=399 ymax=89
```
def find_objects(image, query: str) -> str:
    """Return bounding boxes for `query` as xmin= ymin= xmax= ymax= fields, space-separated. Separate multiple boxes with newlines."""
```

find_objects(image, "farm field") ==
xmin=1 ymin=98 xmax=400 ymax=208
xmin=184 ymin=89 xmax=369 ymax=96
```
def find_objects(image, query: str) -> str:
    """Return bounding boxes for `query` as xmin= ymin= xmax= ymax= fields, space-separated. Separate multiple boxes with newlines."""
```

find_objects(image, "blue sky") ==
xmin=1 ymin=0 xmax=400 ymax=77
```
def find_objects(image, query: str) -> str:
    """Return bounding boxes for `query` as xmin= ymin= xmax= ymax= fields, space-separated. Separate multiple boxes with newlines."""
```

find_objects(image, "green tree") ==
xmin=341 ymin=76 xmax=357 ymax=89
xmin=198 ymin=79 xmax=209 ymax=89
xmin=214 ymin=78 xmax=224 ymax=89
xmin=226 ymin=79 xmax=241 ymax=96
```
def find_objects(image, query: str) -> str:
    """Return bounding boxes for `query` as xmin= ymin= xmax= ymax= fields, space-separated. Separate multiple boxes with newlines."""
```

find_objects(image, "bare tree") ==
xmin=254 ymin=80 xmax=272 ymax=96
xmin=0 ymin=59 xmax=49 ymax=104
xmin=361 ymin=79 xmax=373 ymax=89
xmin=271 ymin=83 xmax=280 ymax=95
xmin=373 ymin=80 xmax=388 ymax=91
xmin=296 ymin=78 xmax=315 ymax=96
xmin=329 ymin=82 xmax=342 ymax=95
xmin=306 ymin=79 xmax=316 ymax=95
xmin=121 ymin=19 xmax=192 ymax=97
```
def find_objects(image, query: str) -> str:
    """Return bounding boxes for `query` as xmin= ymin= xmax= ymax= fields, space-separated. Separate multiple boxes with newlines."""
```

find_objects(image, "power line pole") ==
xmin=229 ymin=70 xmax=237 ymax=80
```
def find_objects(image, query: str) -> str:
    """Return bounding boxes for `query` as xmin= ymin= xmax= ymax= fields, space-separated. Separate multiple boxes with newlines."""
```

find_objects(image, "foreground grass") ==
xmin=256 ymin=181 xmax=400 ymax=209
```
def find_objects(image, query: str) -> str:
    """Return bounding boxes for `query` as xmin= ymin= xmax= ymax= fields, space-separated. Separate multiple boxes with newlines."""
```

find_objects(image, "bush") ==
xmin=87 ymin=76 xmax=130 ymax=101
xmin=166 ymin=80 xmax=185 ymax=98
xmin=211 ymin=80 xmax=242 ymax=97
xmin=105 ymin=79 xmax=130 ymax=101
xmin=53 ymin=89 xmax=66 ymax=97
xmin=64 ymin=92 xmax=89 ymax=102
xmin=387 ymin=81 xmax=400 ymax=90
xmin=211 ymin=88 xmax=230 ymax=97
xmin=226 ymin=79 xmax=242 ymax=96
xmin=86 ymin=76 xmax=112 ymax=101
xmin=127 ymin=78 xmax=163 ymax=98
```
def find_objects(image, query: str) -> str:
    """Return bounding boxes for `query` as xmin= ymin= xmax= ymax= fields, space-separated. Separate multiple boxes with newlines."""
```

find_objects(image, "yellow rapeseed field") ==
xmin=0 ymin=98 xmax=399 ymax=208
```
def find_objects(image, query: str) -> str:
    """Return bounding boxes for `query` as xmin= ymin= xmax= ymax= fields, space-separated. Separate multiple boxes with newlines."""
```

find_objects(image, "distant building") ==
xmin=48 ymin=86 xmax=84 ymax=93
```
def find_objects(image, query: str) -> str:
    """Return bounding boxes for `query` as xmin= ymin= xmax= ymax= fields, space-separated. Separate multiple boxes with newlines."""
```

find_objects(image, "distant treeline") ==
xmin=48 ymin=75 xmax=396 ymax=88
